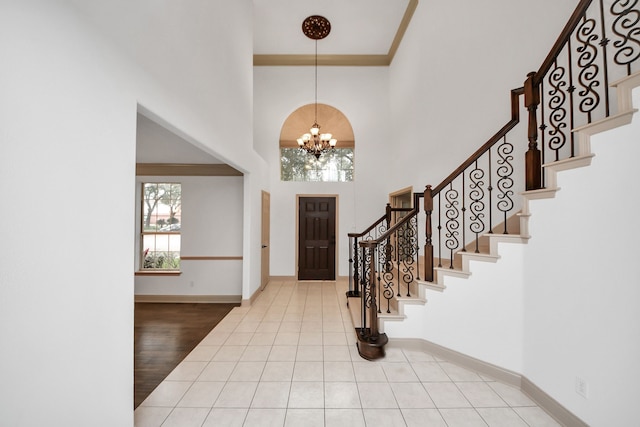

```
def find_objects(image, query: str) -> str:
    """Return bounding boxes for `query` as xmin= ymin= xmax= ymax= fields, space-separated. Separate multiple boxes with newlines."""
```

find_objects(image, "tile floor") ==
xmin=134 ymin=280 xmax=561 ymax=427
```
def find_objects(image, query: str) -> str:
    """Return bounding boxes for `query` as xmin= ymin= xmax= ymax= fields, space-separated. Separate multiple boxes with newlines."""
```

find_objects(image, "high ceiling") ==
xmin=128 ymin=0 xmax=416 ymax=163
xmin=253 ymin=0 xmax=415 ymax=66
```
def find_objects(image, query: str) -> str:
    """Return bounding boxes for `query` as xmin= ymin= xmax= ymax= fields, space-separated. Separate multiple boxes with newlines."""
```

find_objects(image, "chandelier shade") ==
xmin=298 ymin=15 xmax=336 ymax=159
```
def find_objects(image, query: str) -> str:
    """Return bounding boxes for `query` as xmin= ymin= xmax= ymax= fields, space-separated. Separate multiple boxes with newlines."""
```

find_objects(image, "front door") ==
xmin=298 ymin=197 xmax=336 ymax=280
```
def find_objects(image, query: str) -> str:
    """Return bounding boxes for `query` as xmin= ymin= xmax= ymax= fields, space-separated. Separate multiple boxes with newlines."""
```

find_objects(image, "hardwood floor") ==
xmin=134 ymin=302 xmax=239 ymax=408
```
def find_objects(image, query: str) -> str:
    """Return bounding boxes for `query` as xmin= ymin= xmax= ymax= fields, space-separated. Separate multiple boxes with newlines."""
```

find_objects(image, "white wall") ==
xmin=521 ymin=88 xmax=640 ymax=426
xmin=134 ymin=176 xmax=244 ymax=297
xmin=253 ymin=66 xmax=395 ymax=277
xmin=0 ymin=0 xmax=256 ymax=425
xmin=389 ymin=0 xmax=577 ymax=192
xmin=387 ymin=88 xmax=640 ymax=424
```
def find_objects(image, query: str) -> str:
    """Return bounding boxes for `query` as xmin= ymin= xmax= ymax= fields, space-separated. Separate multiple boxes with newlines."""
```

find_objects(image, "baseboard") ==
xmin=241 ymin=287 xmax=263 ymax=307
xmin=390 ymin=338 xmax=522 ymax=387
xmin=521 ymin=376 xmax=588 ymax=427
xmin=134 ymin=294 xmax=241 ymax=304
xmin=268 ymin=275 xmax=296 ymax=281
xmin=390 ymin=338 xmax=587 ymax=427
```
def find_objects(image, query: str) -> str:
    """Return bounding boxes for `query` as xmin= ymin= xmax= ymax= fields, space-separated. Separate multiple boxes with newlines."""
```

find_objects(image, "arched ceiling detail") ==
xmin=279 ymin=103 xmax=355 ymax=148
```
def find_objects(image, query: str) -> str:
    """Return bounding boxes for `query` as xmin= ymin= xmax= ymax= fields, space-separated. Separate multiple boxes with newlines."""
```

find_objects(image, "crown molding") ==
xmin=136 ymin=163 xmax=243 ymax=176
xmin=253 ymin=0 xmax=418 ymax=67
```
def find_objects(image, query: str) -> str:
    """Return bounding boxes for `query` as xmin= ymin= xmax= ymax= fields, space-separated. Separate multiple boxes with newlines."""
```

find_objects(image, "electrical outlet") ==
xmin=575 ymin=376 xmax=588 ymax=398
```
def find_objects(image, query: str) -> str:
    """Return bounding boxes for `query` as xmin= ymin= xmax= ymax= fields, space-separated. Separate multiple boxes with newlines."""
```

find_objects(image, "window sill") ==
xmin=135 ymin=270 xmax=182 ymax=277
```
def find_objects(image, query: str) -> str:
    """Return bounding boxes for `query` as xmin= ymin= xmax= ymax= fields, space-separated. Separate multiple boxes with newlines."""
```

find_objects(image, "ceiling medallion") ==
xmin=302 ymin=15 xmax=331 ymax=40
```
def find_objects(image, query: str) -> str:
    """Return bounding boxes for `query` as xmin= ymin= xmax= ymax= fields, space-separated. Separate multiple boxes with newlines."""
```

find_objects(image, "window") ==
xmin=141 ymin=183 xmax=181 ymax=270
xmin=280 ymin=148 xmax=354 ymax=182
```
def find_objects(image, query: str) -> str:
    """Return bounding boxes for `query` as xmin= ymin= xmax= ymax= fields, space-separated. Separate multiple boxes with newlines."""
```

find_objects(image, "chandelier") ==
xmin=297 ymin=15 xmax=337 ymax=159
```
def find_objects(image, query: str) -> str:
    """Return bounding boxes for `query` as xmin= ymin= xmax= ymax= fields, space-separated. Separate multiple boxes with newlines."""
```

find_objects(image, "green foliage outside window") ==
xmin=281 ymin=148 xmax=354 ymax=182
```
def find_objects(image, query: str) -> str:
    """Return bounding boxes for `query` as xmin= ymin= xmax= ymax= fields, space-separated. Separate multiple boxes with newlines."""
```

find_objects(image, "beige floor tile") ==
xmin=251 ymin=382 xmax=291 ymax=408
xmin=352 ymin=361 xmax=386 ymax=382
xmin=255 ymin=322 xmax=281 ymax=333
xmin=401 ymin=408 xmax=447 ymax=427
xmin=273 ymin=332 xmax=300 ymax=346
xmin=293 ymin=360 xmax=324 ymax=381
xmin=243 ymin=408 xmax=286 ymax=427
xmin=324 ymin=382 xmax=361 ymax=408
xmin=324 ymin=409 xmax=366 ymax=427
xmin=279 ymin=321 xmax=302 ymax=333
xmin=423 ymin=382 xmax=472 ymax=408
xmin=381 ymin=361 xmax=420 ymax=382
xmin=214 ymin=382 xmax=258 ymax=408
xmin=439 ymin=361 xmax=483 ymax=381
xmin=390 ymin=382 xmax=435 ymax=408
xmin=165 ymin=361 xmax=208 ymax=381
xmin=235 ymin=321 xmax=261 ymax=333
xmin=487 ymin=381 xmax=536 ymax=407
xmin=133 ymin=407 xmax=172 ymax=427
xmin=197 ymin=361 xmax=237 ymax=382
xmin=229 ymin=361 xmax=266 ymax=381
xmin=212 ymin=345 xmax=246 ymax=361
xmin=362 ymin=408 xmax=406 ymax=427
xmin=324 ymin=361 xmax=355 ymax=382
xmin=439 ymin=408 xmax=488 ymax=427
xmin=323 ymin=345 xmax=351 ymax=361
xmin=323 ymin=332 xmax=348 ymax=345
xmin=285 ymin=408 xmax=324 ymax=427
xmin=358 ymin=382 xmax=398 ymax=408
xmin=288 ymin=381 xmax=324 ymax=408
xmin=298 ymin=332 xmax=323 ymax=345
xmin=160 ymin=407 xmax=210 ymax=427
xmin=240 ymin=346 xmax=272 ymax=362
xmin=176 ymin=381 xmax=224 ymax=408
xmin=248 ymin=332 xmax=276 ymax=346
xmin=296 ymin=345 xmax=324 ymax=361
xmin=268 ymin=345 xmax=297 ymax=361
xmin=202 ymin=408 xmax=247 ymax=427
xmin=411 ymin=361 xmax=450 ymax=382
xmin=456 ymin=381 xmax=508 ymax=407
xmin=183 ymin=345 xmax=220 ymax=362
xmin=477 ymin=407 xmax=529 ymax=426
xmin=512 ymin=407 xmax=562 ymax=426
xmin=261 ymin=361 xmax=295 ymax=381
xmin=140 ymin=381 xmax=192 ymax=407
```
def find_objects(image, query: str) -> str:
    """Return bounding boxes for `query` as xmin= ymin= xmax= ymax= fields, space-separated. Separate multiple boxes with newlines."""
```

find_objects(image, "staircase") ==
xmin=346 ymin=0 xmax=640 ymax=360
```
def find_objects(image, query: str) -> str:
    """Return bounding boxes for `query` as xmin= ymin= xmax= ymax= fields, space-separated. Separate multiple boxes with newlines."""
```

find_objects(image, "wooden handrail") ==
xmin=360 ymin=208 xmax=419 ymax=247
xmin=432 ymin=87 xmax=524 ymax=196
xmin=348 ymin=213 xmax=387 ymax=238
xmin=533 ymin=0 xmax=593 ymax=87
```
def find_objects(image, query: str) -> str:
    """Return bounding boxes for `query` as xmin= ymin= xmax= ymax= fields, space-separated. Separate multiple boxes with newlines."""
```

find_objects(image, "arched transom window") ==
xmin=280 ymin=103 xmax=354 ymax=182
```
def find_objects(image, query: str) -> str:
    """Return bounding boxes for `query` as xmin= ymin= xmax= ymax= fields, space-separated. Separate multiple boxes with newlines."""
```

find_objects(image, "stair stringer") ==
xmin=380 ymin=70 xmax=640 ymax=340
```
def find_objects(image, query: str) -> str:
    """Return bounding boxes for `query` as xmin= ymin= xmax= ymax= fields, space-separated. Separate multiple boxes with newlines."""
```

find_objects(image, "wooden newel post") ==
xmin=525 ymin=72 xmax=542 ymax=190
xmin=423 ymin=185 xmax=434 ymax=282
xmin=384 ymin=203 xmax=393 ymax=273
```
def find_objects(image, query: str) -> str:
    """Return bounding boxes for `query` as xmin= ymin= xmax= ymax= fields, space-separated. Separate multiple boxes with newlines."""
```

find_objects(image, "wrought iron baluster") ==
xmin=496 ymin=136 xmax=515 ymax=233
xmin=444 ymin=183 xmax=460 ymax=268
xmin=488 ymin=149 xmax=493 ymax=233
xmin=576 ymin=12 xmax=601 ymax=125
xmin=598 ymin=0 xmax=612 ymax=116
xmin=548 ymin=57 xmax=569 ymax=161
xmin=461 ymin=174 xmax=467 ymax=253
xmin=539 ymin=80 xmax=547 ymax=187
xmin=469 ymin=159 xmax=486 ymax=253
xmin=611 ymin=0 xmax=640 ymax=76
xmin=437 ymin=193 xmax=442 ymax=268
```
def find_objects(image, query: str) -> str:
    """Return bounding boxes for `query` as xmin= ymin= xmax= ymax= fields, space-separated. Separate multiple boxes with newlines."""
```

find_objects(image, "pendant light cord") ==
xmin=314 ymin=39 xmax=318 ymax=123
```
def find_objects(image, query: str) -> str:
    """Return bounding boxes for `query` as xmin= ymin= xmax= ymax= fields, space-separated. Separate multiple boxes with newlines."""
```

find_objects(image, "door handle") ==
xmin=262 ymin=245 xmax=268 ymax=248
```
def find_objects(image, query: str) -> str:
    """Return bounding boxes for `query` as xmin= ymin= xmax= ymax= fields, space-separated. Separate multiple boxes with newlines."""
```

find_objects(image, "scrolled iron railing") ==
xmin=348 ymin=0 xmax=639 ymax=360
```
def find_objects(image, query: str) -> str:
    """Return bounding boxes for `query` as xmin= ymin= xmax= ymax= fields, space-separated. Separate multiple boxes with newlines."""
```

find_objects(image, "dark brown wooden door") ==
xmin=298 ymin=197 xmax=336 ymax=280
